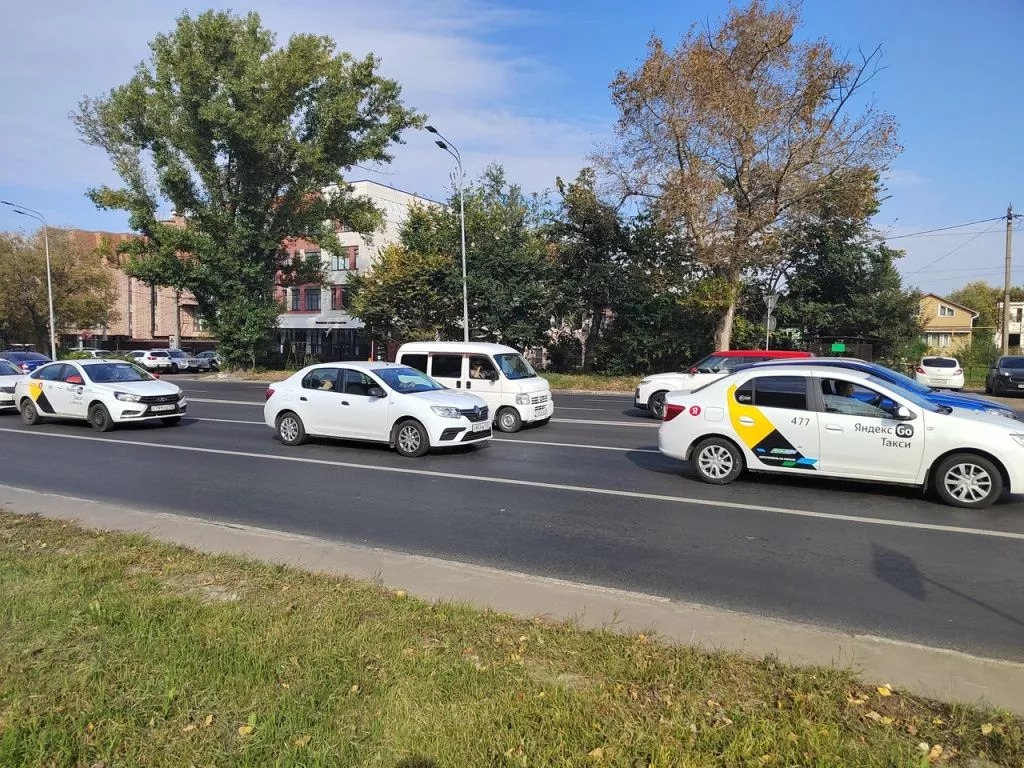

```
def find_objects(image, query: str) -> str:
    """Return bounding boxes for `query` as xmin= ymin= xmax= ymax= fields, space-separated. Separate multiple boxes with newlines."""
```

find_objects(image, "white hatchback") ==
xmin=264 ymin=362 xmax=492 ymax=457
xmin=0 ymin=359 xmax=26 ymax=410
xmin=914 ymin=357 xmax=964 ymax=390
xmin=15 ymin=359 xmax=186 ymax=431
xmin=658 ymin=363 xmax=1024 ymax=508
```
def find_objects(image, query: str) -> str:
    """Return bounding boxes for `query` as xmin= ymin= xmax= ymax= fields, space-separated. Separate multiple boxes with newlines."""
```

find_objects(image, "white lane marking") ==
xmin=189 ymin=417 xmax=660 ymax=454
xmin=188 ymin=398 xmax=657 ymax=428
xmin=2 ymin=427 xmax=1022 ymax=542
xmin=554 ymin=406 xmax=606 ymax=412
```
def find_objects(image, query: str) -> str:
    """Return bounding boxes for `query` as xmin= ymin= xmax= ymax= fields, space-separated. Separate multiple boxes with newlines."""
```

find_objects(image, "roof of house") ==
xmin=920 ymin=293 xmax=979 ymax=318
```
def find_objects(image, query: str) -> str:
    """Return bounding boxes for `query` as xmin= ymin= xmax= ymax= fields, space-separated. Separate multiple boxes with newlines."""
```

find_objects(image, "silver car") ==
xmin=165 ymin=348 xmax=206 ymax=373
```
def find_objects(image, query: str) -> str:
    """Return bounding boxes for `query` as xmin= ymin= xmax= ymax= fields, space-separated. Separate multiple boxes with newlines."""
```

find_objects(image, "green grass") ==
xmin=3 ymin=511 xmax=1020 ymax=767
xmin=540 ymin=373 xmax=637 ymax=392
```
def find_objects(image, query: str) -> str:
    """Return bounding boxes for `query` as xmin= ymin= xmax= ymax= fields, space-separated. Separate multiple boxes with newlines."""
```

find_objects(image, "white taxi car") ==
xmin=658 ymin=363 xmax=1024 ymax=509
xmin=0 ymin=358 xmax=26 ymax=410
xmin=264 ymin=361 xmax=492 ymax=457
xmin=15 ymin=359 xmax=186 ymax=431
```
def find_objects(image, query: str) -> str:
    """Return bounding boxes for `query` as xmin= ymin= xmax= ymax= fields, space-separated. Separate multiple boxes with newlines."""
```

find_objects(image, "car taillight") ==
xmin=954 ymin=368 xmax=963 ymax=375
xmin=664 ymin=403 xmax=685 ymax=422
xmin=916 ymin=367 xmax=925 ymax=374
xmin=265 ymin=388 xmax=275 ymax=400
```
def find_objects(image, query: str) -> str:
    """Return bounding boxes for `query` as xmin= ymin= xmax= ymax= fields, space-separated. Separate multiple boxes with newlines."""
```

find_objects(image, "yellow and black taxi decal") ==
xmin=726 ymin=383 xmax=817 ymax=470
xmin=26 ymin=380 xmax=56 ymax=414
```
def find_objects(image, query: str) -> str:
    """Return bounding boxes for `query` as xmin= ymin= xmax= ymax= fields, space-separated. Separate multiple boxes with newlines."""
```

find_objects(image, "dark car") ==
xmin=0 ymin=350 xmax=52 ymax=374
xmin=985 ymin=356 xmax=1024 ymax=397
xmin=736 ymin=357 xmax=1018 ymax=420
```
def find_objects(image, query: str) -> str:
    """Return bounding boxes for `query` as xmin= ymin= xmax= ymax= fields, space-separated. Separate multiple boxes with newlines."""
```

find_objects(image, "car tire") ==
xmin=984 ymin=380 xmax=992 ymax=394
xmin=495 ymin=407 xmax=523 ymax=433
xmin=691 ymin=437 xmax=744 ymax=485
xmin=88 ymin=403 xmax=117 ymax=433
xmin=933 ymin=453 xmax=1003 ymax=509
xmin=276 ymin=411 xmax=307 ymax=446
xmin=20 ymin=399 xmax=41 ymax=426
xmin=393 ymin=419 xmax=429 ymax=457
xmin=648 ymin=390 xmax=669 ymax=420
xmin=161 ymin=416 xmax=182 ymax=426
xmin=170 ymin=363 xmax=179 ymax=374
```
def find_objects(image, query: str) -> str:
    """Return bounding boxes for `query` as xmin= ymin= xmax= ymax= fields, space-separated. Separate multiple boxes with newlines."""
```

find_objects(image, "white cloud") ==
xmin=883 ymin=168 xmax=927 ymax=187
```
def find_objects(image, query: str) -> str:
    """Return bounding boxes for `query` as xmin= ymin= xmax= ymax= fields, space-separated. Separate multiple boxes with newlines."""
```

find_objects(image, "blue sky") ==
xmin=0 ymin=0 xmax=1020 ymax=295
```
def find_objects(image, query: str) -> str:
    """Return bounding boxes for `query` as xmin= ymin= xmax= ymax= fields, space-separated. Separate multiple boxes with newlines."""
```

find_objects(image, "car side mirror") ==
xmin=894 ymin=405 xmax=913 ymax=421
xmin=152 ymin=372 xmax=161 ymax=379
xmin=66 ymin=375 xmax=84 ymax=385
xmin=368 ymin=386 xmax=385 ymax=399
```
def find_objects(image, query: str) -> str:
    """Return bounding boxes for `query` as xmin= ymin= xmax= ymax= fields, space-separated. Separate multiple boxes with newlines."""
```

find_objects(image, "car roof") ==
xmin=705 ymin=349 xmax=812 ymax=358
xmin=397 ymin=341 xmax=522 ymax=354
xmin=725 ymin=363 xmax=878 ymax=381
xmin=306 ymin=361 xmax=408 ymax=372
xmin=66 ymin=358 xmax=126 ymax=366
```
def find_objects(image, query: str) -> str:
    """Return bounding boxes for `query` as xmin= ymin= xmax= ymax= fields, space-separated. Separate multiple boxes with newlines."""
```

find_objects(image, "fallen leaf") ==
xmin=148 ymin=717 xmax=155 ymax=728
xmin=393 ymin=590 xmax=407 ymax=598
xmin=294 ymin=734 xmax=311 ymax=748
xmin=864 ymin=711 xmax=883 ymax=722
xmin=588 ymin=747 xmax=604 ymax=760
xmin=980 ymin=723 xmax=994 ymax=736
xmin=281 ymin=682 xmax=291 ymax=689
xmin=204 ymin=714 xmax=214 ymax=727
xmin=906 ymin=724 xmax=918 ymax=736
xmin=182 ymin=723 xmax=197 ymax=733
xmin=350 ymin=684 xmax=360 ymax=694
xmin=85 ymin=722 xmax=95 ymax=734
xmin=918 ymin=742 xmax=931 ymax=754
xmin=787 ymin=732 xmax=798 ymax=743
xmin=928 ymin=744 xmax=943 ymax=761
xmin=876 ymin=684 xmax=893 ymax=697
xmin=238 ymin=725 xmax=254 ymax=736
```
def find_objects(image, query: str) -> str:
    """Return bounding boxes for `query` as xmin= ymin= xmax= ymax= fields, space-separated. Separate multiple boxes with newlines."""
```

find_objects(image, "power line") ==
xmin=902 ymin=220 xmax=1004 ymax=278
xmin=886 ymin=216 xmax=1006 ymax=240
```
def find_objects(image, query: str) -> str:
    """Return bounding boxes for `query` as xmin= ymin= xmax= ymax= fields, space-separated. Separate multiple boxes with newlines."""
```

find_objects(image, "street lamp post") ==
xmin=1 ymin=200 xmax=57 ymax=359
xmin=764 ymin=292 xmax=780 ymax=351
xmin=425 ymin=125 xmax=470 ymax=343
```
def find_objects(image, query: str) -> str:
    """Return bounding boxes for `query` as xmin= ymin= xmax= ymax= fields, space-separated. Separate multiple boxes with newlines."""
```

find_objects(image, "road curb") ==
xmin=2 ymin=483 xmax=1022 ymax=715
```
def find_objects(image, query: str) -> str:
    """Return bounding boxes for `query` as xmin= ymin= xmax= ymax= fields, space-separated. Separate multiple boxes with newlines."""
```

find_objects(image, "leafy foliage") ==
xmin=74 ymin=10 xmax=420 ymax=368
xmin=0 ymin=229 xmax=117 ymax=350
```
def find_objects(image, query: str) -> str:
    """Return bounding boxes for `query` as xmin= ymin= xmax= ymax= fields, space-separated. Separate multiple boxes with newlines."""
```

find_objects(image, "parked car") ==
xmin=165 ymin=348 xmax=205 ymax=373
xmin=658 ymin=363 xmax=1024 ymax=509
xmin=196 ymin=350 xmax=220 ymax=370
xmin=635 ymin=349 xmax=813 ymax=418
xmin=914 ymin=356 xmax=964 ymax=390
xmin=735 ymin=358 xmax=1018 ymax=420
xmin=394 ymin=341 xmax=553 ymax=433
xmin=73 ymin=348 xmax=114 ymax=359
xmin=985 ymin=356 xmax=1024 ymax=397
xmin=0 ymin=359 xmax=26 ymax=410
xmin=14 ymin=358 xmax=186 ymax=431
xmin=264 ymin=361 xmax=492 ymax=457
xmin=0 ymin=350 xmax=52 ymax=374
xmin=125 ymin=350 xmax=173 ymax=372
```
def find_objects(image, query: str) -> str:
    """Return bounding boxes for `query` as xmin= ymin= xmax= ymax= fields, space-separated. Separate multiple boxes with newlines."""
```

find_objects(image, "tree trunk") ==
xmin=713 ymin=295 xmax=738 ymax=351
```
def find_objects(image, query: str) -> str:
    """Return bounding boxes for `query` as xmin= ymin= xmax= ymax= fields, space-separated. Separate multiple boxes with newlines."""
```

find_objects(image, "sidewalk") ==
xmin=2 ymin=482 xmax=1022 ymax=715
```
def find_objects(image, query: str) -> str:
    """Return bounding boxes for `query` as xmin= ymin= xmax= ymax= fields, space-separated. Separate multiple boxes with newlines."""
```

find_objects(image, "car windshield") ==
xmin=494 ymin=353 xmax=536 ymax=380
xmin=868 ymin=364 xmax=931 ymax=394
xmin=0 ymin=360 xmax=21 ymax=375
xmin=1000 ymin=357 xmax=1024 ymax=369
xmin=866 ymin=374 xmax=942 ymax=413
xmin=690 ymin=354 xmax=738 ymax=373
xmin=84 ymin=362 xmax=155 ymax=383
xmin=923 ymin=357 xmax=958 ymax=368
xmin=374 ymin=366 xmax=445 ymax=394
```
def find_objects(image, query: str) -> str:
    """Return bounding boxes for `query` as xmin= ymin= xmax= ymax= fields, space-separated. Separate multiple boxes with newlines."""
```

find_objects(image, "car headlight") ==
xmin=1011 ymin=434 xmax=1024 ymax=448
xmin=987 ymin=408 xmax=1017 ymax=419
xmin=114 ymin=392 xmax=141 ymax=402
xmin=431 ymin=405 xmax=461 ymax=419
xmin=516 ymin=393 xmax=533 ymax=406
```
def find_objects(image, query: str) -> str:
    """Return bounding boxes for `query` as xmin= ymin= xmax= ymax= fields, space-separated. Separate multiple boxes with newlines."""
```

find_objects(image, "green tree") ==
xmin=544 ymin=168 xmax=627 ymax=370
xmin=597 ymin=0 xmax=899 ymax=350
xmin=0 ymin=229 xmax=117 ymax=350
xmin=74 ymin=10 xmax=420 ymax=368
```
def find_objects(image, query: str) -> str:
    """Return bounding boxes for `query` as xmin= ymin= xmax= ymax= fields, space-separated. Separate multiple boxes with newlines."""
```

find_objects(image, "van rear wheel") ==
xmin=495 ymin=407 xmax=522 ymax=433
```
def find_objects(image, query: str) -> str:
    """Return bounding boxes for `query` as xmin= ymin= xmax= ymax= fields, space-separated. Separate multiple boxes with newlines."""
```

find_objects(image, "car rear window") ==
xmin=6 ymin=352 xmax=48 ymax=361
xmin=923 ymin=358 xmax=958 ymax=368
xmin=150 ymin=351 xmax=170 ymax=358
xmin=0 ymin=360 xmax=21 ymax=375
xmin=999 ymin=357 xmax=1024 ymax=369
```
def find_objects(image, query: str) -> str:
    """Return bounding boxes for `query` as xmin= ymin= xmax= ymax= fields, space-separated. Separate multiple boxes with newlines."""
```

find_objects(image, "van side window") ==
xmin=402 ymin=354 xmax=428 ymax=374
xmin=430 ymin=354 xmax=463 ymax=378
xmin=468 ymin=355 xmax=497 ymax=380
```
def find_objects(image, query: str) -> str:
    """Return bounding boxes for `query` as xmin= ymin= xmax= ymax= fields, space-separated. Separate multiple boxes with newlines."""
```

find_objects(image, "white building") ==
xmin=276 ymin=180 xmax=440 ymax=361
xmin=995 ymin=300 xmax=1024 ymax=350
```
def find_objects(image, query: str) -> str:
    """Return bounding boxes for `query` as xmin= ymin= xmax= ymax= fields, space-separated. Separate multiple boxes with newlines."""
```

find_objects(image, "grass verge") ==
xmin=4 ymin=511 xmax=1020 ymax=767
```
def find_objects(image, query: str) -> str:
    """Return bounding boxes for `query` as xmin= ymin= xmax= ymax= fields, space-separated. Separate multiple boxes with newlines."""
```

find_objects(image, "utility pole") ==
xmin=1003 ymin=204 xmax=1014 ymax=355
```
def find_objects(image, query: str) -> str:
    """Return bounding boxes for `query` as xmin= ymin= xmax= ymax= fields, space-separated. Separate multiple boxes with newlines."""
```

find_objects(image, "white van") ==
xmin=395 ymin=342 xmax=553 ymax=432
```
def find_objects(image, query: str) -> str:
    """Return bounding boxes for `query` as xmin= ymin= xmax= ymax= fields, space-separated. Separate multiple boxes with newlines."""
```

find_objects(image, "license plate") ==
xmin=471 ymin=421 xmax=489 ymax=432
xmin=1018 ymin=384 xmax=1024 ymax=390
xmin=150 ymin=404 xmax=176 ymax=413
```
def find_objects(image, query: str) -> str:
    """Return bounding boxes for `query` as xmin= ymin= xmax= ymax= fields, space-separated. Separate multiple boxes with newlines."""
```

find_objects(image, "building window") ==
xmin=331 ymin=252 xmax=347 ymax=271
xmin=303 ymin=250 xmax=321 ymax=270
xmin=938 ymin=305 xmax=955 ymax=317
xmin=925 ymin=333 xmax=952 ymax=348
xmin=331 ymin=285 xmax=346 ymax=310
xmin=290 ymin=289 xmax=300 ymax=311
xmin=304 ymin=288 xmax=321 ymax=312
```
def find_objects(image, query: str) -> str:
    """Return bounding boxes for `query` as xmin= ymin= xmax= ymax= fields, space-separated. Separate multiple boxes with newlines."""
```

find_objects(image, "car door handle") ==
xmin=341 ymin=401 xmax=350 ymax=406
xmin=738 ymin=416 xmax=755 ymax=426
xmin=825 ymin=424 xmax=843 ymax=433
xmin=299 ymin=396 xmax=307 ymax=402
xmin=466 ymin=381 xmax=472 ymax=389
xmin=455 ymin=381 xmax=462 ymax=388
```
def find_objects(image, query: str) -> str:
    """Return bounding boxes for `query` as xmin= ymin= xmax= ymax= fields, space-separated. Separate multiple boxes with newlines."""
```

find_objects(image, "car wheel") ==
xmin=691 ymin=437 xmax=744 ymax=485
xmin=933 ymin=453 xmax=1003 ymax=509
xmin=495 ymin=407 xmax=523 ymax=433
xmin=161 ymin=416 xmax=182 ymax=426
xmin=984 ymin=380 xmax=992 ymax=394
xmin=20 ymin=399 xmax=41 ymax=426
xmin=276 ymin=411 xmax=306 ymax=446
xmin=648 ymin=390 xmax=669 ymax=419
xmin=88 ymin=403 xmax=117 ymax=433
xmin=394 ymin=419 xmax=429 ymax=457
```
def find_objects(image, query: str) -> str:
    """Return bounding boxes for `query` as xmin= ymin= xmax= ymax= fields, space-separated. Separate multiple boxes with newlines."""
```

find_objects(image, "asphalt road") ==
xmin=1 ymin=380 xmax=1023 ymax=661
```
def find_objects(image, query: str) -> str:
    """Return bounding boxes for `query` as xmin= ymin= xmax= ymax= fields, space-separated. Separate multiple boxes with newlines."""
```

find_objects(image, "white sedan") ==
xmin=658 ymin=363 xmax=1024 ymax=508
xmin=15 ymin=359 xmax=186 ymax=431
xmin=0 ymin=359 xmax=26 ymax=410
xmin=264 ymin=362 xmax=492 ymax=457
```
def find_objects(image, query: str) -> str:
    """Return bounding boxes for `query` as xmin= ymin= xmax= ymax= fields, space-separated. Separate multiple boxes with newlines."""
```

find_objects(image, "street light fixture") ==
xmin=425 ymin=124 xmax=470 ymax=343
xmin=1 ymin=200 xmax=57 ymax=359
